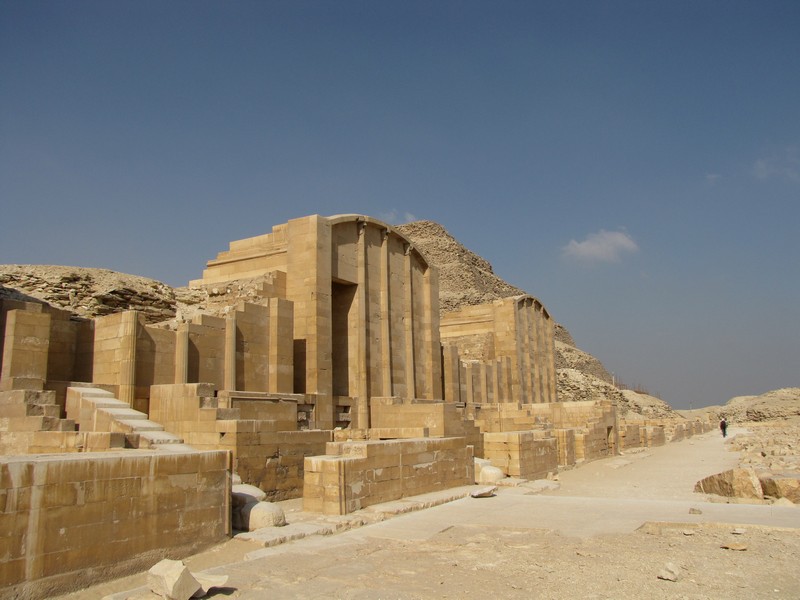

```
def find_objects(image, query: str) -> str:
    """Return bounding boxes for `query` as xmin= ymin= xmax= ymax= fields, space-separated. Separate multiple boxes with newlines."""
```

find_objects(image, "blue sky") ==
xmin=2 ymin=1 xmax=798 ymax=408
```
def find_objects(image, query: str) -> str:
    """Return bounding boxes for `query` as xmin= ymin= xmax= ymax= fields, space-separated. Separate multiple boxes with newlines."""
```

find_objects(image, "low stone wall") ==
xmin=619 ymin=423 xmax=642 ymax=450
xmin=230 ymin=429 xmax=332 ymax=501
xmin=0 ymin=449 xmax=230 ymax=600
xmin=483 ymin=431 xmax=558 ymax=479
xmin=642 ymin=426 xmax=666 ymax=447
xmin=303 ymin=437 xmax=474 ymax=515
xmin=553 ymin=428 xmax=576 ymax=467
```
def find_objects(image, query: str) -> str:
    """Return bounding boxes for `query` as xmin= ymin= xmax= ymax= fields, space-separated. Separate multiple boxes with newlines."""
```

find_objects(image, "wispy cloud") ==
xmin=562 ymin=229 xmax=639 ymax=263
xmin=379 ymin=210 xmax=417 ymax=225
xmin=705 ymin=173 xmax=721 ymax=184
xmin=753 ymin=147 xmax=799 ymax=182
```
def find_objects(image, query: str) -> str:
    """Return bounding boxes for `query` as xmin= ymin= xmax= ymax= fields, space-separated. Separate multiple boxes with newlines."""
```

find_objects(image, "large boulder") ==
xmin=694 ymin=468 xmax=763 ymax=499
xmin=759 ymin=473 xmax=800 ymax=504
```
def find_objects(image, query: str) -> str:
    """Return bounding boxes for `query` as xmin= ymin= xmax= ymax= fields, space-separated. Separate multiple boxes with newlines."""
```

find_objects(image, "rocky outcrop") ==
xmin=730 ymin=424 xmax=800 ymax=474
xmin=557 ymin=369 xmax=624 ymax=405
xmin=694 ymin=468 xmax=763 ymax=499
xmin=618 ymin=389 xmax=678 ymax=421
xmin=0 ymin=265 xmax=177 ymax=324
xmin=0 ymin=264 xmax=288 ymax=328
xmin=682 ymin=388 xmax=800 ymax=424
xmin=724 ymin=388 xmax=800 ymax=422
xmin=554 ymin=340 xmax=612 ymax=383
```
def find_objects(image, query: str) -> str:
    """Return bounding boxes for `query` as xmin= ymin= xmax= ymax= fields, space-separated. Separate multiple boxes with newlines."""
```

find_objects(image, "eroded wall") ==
xmin=0 ymin=450 xmax=229 ymax=599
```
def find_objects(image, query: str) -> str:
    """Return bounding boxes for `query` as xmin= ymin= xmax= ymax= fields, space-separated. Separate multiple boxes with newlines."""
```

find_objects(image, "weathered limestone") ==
xmin=303 ymin=437 xmax=474 ymax=515
xmin=149 ymin=383 xmax=331 ymax=500
xmin=194 ymin=215 xmax=442 ymax=427
xmin=440 ymin=296 xmax=557 ymax=406
xmin=147 ymin=559 xmax=201 ymax=600
xmin=0 ymin=450 xmax=229 ymax=599
xmin=484 ymin=431 xmax=558 ymax=480
xmin=235 ymin=501 xmax=287 ymax=531
xmin=0 ymin=213 xmax=674 ymax=593
xmin=758 ymin=473 xmax=800 ymax=504
xmin=0 ymin=308 xmax=51 ymax=391
xmin=694 ymin=468 xmax=763 ymax=499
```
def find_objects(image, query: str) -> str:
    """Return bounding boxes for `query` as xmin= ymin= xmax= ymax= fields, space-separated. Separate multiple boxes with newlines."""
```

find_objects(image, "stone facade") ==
xmin=0 ymin=450 xmax=229 ymax=600
xmin=0 ymin=213 xmax=686 ymax=597
xmin=440 ymin=296 xmax=557 ymax=406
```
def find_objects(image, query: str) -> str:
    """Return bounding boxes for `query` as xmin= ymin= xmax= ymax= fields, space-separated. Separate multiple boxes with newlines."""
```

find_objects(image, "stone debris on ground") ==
xmin=470 ymin=486 xmax=497 ymax=498
xmin=694 ymin=468 xmax=764 ymax=500
xmin=146 ymin=559 xmax=228 ymax=600
xmin=147 ymin=559 xmax=200 ymax=600
xmin=657 ymin=562 xmax=680 ymax=582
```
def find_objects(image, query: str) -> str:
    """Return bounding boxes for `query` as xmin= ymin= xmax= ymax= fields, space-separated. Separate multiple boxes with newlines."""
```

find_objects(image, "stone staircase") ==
xmin=66 ymin=387 xmax=192 ymax=451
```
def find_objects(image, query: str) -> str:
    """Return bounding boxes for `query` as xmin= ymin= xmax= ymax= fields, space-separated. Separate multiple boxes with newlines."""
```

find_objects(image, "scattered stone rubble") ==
xmin=693 ymin=408 xmax=800 ymax=504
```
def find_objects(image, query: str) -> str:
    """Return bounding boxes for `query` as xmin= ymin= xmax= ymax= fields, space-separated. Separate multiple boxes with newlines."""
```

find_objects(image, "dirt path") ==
xmin=58 ymin=429 xmax=800 ymax=600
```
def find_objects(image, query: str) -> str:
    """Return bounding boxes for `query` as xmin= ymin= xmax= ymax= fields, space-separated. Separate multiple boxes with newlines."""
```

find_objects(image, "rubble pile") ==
xmin=0 ymin=265 xmax=176 ymax=323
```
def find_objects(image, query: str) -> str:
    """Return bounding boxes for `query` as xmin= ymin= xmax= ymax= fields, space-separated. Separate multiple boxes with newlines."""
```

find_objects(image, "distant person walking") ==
xmin=719 ymin=417 xmax=728 ymax=438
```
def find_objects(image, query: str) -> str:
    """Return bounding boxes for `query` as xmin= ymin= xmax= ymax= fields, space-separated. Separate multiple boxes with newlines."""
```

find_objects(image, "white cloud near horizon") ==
xmin=380 ymin=210 xmax=418 ymax=225
xmin=753 ymin=147 xmax=800 ymax=182
xmin=562 ymin=229 xmax=639 ymax=263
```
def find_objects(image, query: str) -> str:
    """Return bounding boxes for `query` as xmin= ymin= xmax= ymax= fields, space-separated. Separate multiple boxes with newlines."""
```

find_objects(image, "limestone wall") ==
xmin=483 ymin=431 xmax=558 ymax=479
xmin=553 ymin=428 xmax=577 ymax=466
xmin=642 ymin=426 xmax=666 ymax=447
xmin=619 ymin=423 xmax=643 ymax=450
xmin=0 ymin=449 xmax=229 ymax=599
xmin=370 ymin=398 xmax=483 ymax=455
xmin=193 ymin=214 xmax=443 ymax=429
xmin=303 ymin=437 xmax=474 ymax=515
xmin=0 ymin=308 xmax=51 ymax=391
xmin=149 ymin=384 xmax=331 ymax=500
xmin=440 ymin=295 xmax=557 ymax=405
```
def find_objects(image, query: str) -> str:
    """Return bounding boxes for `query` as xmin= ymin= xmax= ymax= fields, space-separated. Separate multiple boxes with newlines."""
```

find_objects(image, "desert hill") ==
xmin=678 ymin=388 xmax=800 ymax=424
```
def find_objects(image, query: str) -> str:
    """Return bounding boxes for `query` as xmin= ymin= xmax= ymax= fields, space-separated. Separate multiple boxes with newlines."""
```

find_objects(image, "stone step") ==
xmin=116 ymin=419 xmax=165 ymax=433
xmin=68 ymin=386 xmax=115 ymax=399
xmin=85 ymin=397 xmax=130 ymax=410
xmin=101 ymin=407 xmax=149 ymax=420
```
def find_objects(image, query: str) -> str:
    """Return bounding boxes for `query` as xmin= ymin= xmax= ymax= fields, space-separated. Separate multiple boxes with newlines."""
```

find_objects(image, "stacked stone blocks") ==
xmin=0 ymin=450 xmax=229 ymax=598
xmin=303 ymin=437 xmax=474 ymax=515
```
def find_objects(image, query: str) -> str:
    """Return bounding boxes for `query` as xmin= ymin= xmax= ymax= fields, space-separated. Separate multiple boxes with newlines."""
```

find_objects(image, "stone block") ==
xmin=147 ymin=559 xmax=201 ymax=600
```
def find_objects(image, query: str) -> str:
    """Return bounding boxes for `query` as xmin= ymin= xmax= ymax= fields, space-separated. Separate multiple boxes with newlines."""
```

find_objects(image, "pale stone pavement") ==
xmin=57 ymin=428 xmax=800 ymax=599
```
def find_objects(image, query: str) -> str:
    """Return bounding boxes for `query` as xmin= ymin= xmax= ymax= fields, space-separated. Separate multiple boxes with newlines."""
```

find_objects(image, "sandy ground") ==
xmin=54 ymin=428 xmax=800 ymax=600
